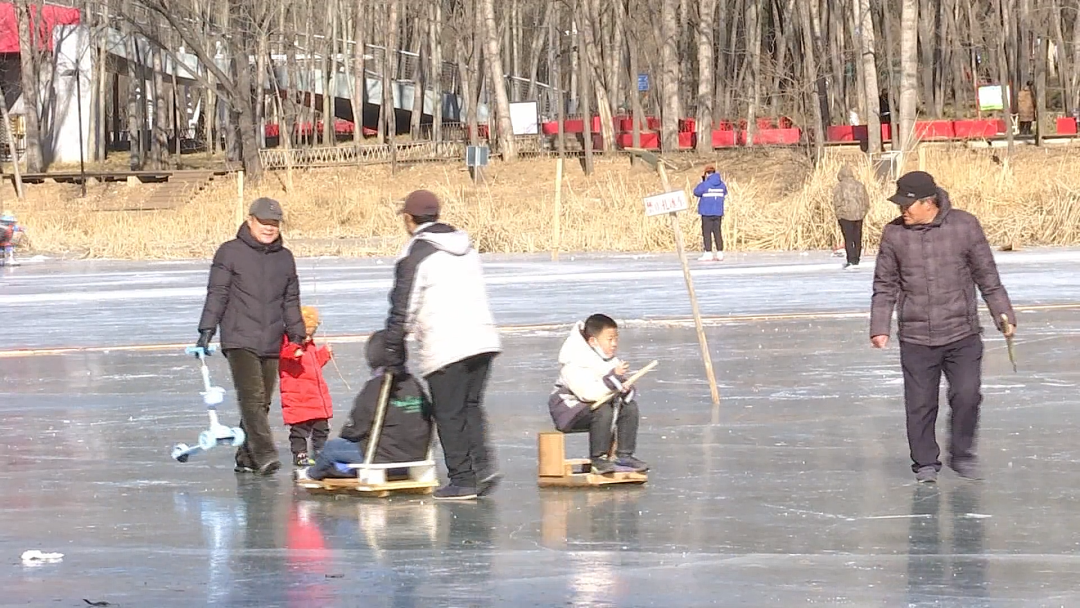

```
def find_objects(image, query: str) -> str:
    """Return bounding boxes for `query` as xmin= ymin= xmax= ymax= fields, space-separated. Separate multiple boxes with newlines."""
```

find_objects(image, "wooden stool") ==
xmin=537 ymin=431 xmax=647 ymax=488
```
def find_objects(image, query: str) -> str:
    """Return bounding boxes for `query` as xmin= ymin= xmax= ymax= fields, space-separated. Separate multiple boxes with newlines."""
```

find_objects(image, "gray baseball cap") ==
xmin=249 ymin=197 xmax=284 ymax=221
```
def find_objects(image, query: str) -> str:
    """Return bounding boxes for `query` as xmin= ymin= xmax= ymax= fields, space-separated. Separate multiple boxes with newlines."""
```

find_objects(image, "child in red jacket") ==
xmin=280 ymin=306 xmax=334 ymax=467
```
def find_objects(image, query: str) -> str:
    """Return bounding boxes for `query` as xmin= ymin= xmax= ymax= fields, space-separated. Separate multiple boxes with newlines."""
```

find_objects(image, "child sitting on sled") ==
xmin=548 ymin=313 xmax=648 ymax=475
xmin=297 ymin=330 xmax=432 ymax=481
xmin=280 ymin=306 xmax=334 ymax=467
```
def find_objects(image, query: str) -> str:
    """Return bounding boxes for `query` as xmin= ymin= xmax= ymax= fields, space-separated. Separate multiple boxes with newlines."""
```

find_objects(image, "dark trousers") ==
xmin=1019 ymin=121 xmax=1033 ymax=135
xmin=837 ymin=219 xmax=863 ymax=265
xmin=701 ymin=215 xmax=723 ymax=252
xmin=425 ymin=352 xmax=498 ymax=487
xmin=225 ymin=349 xmax=280 ymax=469
xmin=899 ymin=334 xmax=984 ymax=473
xmin=567 ymin=398 xmax=639 ymax=458
xmin=289 ymin=418 xmax=330 ymax=456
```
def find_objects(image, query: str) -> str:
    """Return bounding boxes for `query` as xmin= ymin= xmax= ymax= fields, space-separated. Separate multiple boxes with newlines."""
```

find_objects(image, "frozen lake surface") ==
xmin=2 ymin=248 xmax=1080 ymax=606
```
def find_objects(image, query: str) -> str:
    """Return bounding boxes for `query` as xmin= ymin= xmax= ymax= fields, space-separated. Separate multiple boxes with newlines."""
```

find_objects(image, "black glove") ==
xmin=195 ymin=329 xmax=214 ymax=356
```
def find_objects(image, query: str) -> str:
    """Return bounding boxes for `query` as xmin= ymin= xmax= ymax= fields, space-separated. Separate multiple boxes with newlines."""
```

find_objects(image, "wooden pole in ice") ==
xmin=627 ymin=148 xmax=721 ymax=408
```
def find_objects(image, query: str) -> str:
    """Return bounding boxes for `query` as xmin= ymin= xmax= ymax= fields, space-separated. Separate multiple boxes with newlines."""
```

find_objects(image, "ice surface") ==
xmin=2 ymin=248 xmax=1080 ymax=606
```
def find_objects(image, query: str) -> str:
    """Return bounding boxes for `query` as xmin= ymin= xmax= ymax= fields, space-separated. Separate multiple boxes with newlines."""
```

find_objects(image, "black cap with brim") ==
xmin=249 ymin=197 xmax=284 ymax=221
xmin=888 ymin=171 xmax=938 ymax=206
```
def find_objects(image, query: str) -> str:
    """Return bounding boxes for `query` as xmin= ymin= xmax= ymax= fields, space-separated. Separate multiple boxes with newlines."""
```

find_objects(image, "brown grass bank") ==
xmin=6 ymin=146 xmax=1080 ymax=260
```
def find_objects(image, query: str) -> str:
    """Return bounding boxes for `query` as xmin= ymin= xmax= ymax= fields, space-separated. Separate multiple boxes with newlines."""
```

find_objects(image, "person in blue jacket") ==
xmin=692 ymin=165 xmax=728 ymax=261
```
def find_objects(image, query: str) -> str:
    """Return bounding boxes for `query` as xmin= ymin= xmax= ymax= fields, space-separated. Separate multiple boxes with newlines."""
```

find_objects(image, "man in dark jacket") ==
xmin=871 ymin=171 xmax=1016 ymax=484
xmin=297 ymin=330 xmax=433 ymax=481
xmin=197 ymin=197 xmax=306 ymax=476
xmin=383 ymin=190 xmax=502 ymax=500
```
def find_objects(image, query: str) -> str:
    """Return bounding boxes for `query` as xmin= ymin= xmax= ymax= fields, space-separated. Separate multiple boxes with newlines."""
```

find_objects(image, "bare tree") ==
xmin=694 ymin=0 xmax=716 ymax=153
xmin=15 ymin=0 xmax=44 ymax=172
xmin=858 ymin=0 xmax=882 ymax=154
xmin=481 ymin=0 xmax=516 ymax=159
xmin=898 ymin=0 xmax=919 ymax=160
xmin=659 ymin=0 xmax=680 ymax=151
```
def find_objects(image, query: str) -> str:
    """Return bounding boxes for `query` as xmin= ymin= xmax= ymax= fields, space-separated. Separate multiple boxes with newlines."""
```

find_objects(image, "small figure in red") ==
xmin=279 ymin=305 xmax=333 ymax=467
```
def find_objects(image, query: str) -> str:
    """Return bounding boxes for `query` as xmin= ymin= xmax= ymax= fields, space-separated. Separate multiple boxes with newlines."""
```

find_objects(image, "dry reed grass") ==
xmin=6 ymin=145 xmax=1080 ymax=259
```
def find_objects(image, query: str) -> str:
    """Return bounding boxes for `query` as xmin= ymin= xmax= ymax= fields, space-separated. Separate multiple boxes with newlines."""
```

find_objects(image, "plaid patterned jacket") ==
xmin=870 ymin=190 xmax=1016 ymax=347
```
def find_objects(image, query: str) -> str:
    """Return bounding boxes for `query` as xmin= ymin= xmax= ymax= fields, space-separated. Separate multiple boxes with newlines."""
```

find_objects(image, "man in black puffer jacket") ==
xmin=871 ymin=171 xmax=1016 ymax=484
xmin=197 ymin=197 xmax=306 ymax=476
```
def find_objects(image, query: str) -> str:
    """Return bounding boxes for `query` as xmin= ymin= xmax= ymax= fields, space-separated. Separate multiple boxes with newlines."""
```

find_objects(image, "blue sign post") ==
xmin=637 ymin=74 xmax=649 ymax=92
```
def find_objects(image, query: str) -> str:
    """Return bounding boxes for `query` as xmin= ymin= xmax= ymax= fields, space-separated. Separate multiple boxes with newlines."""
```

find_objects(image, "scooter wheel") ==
xmin=198 ymin=431 xmax=215 ymax=451
xmin=172 ymin=444 xmax=190 ymax=462
xmin=230 ymin=427 xmax=246 ymax=447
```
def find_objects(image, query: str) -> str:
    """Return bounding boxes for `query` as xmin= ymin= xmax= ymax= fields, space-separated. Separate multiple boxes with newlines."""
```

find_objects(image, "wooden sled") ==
xmin=538 ymin=360 xmax=657 ymax=488
xmin=537 ymin=431 xmax=648 ymax=488
xmin=297 ymin=372 xmax=440 ymax=498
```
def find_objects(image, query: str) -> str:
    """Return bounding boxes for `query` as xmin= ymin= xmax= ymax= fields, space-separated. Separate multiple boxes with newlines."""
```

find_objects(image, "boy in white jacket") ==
xmin=547 ymin=314 xmax=648 ymax=474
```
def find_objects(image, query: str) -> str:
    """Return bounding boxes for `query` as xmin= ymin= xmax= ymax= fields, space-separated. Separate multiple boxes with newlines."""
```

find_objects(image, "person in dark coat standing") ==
xmin=870 ymin=171 xmax=1016 ymax=484
xmin=831 ymin=164 xmax=870 ymax=269
xmin=197 ymin=197 xmax=306 ymax=476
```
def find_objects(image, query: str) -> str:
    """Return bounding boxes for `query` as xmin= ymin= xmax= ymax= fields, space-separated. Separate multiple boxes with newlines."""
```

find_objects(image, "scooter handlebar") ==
xmin=185 ymin=345 xmax=217 ymax=358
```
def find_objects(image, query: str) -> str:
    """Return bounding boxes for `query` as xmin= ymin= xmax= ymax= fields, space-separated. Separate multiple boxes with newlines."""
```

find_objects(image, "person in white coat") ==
xmin=547 ymin=314 xmax=648 ymax=474
xmin=382 ymin=190 xmax=502 ymax=500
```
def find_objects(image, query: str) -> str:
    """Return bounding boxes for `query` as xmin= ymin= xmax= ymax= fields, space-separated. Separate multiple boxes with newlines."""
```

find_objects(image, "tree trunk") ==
xmin=0 ymin=80 xmax=25 ymax=199
xmin=859 ymin=0 xmax=882 ymax=154
xmin=659 ymin=0 xmax=680 ymax=151
xmin=430 ymin=0 xmax=443 ymax=142
xmin=383 ymin=0 xmax=399 ymax=152
xmin=15 ymin=0 xmax=43 ymax=172
xmin=798 ymin=0 xmax=824 ymax=163
xmin=410 ymin=7 xmax=426 ymax=140
xmin=151 ymin=45 xmax=168 ymax=168
xmin=1050 ymin=0 xmax=1071 ymax=116
xmin=580 ymin=0 xmax=615 ymax=151
xmin=744 ymin=0 xmax=762 ymax=146
xmin=695 ymin=0 xmax=716 ymax=153
xmin=1036 ymin=25 xmax=1048 ymax=145
xmin=898 ymin=0 xmax=919 ymax=159
xmin=94 ymin=0 xmax=108 ymax=161
xmin=996 ymin=0 xmax=1015 ymax=156
xmin=125 ymin=22 xmax=143 ymax=169
xmin=578 ymin=17 xmax=594 ymax=175
xmin=481 ymin=0 xmax=516 ymax=159
xmin=550 ymin=0 xmax=565 ymax=155
xmin=348 ymin=0 xmax=365 ymax=144
xmin=323 ymin=0 xmax=336 ymax=146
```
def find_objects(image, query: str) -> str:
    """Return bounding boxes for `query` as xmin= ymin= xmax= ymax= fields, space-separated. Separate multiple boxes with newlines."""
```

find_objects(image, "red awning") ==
xmin=0 ymin=3 xmax=81 ymax=54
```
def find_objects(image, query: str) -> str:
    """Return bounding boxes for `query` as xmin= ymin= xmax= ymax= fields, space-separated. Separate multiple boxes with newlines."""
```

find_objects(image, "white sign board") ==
xmin=509 ymin=101 xmax=539 ymax=135
xmin=643 ymin=190 xmax=689 ymax=216
xmin=978 ymin=85 xmax=1010 ymax=111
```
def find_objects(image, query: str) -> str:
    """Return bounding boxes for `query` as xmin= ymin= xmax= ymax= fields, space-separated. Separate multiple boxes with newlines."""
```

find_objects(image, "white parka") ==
xmin=383 ymin=222 xmax=501 ymax=377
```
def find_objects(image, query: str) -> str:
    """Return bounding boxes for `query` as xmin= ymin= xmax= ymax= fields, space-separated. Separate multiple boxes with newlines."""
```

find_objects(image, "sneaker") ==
xmin=590 ymin=457 xmax=616 ymax=475
xmin=477 ymin=470 xmax=503 ymax=497
xmin=715 ymin=251 xmax=724 ymax=261
xmin=615 ymin=455 xmax=649 ymax=472
xmin=952 ymin=460 xmax=981 ymax=480
xmin=256 ymin=460 xmax=282 ymax=476
xmin=832 ymin=248 xmax=846 ymax=258
xmin=294 ymin=452 xmax=315 ymax=467
xmin=433 ymin=484 xmax=478 ymax=500
xmin=915 ymin=466 xmax=938 ymax=483
xmin=697 ymin=252 xmax=715 ymax=262
xmin=294 ymin=467 xmax=313 ymax=482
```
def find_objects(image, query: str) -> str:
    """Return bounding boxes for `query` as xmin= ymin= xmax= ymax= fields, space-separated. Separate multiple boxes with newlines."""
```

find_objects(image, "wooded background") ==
xmin=6 ymin=0 xmax=1073 ymax=181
